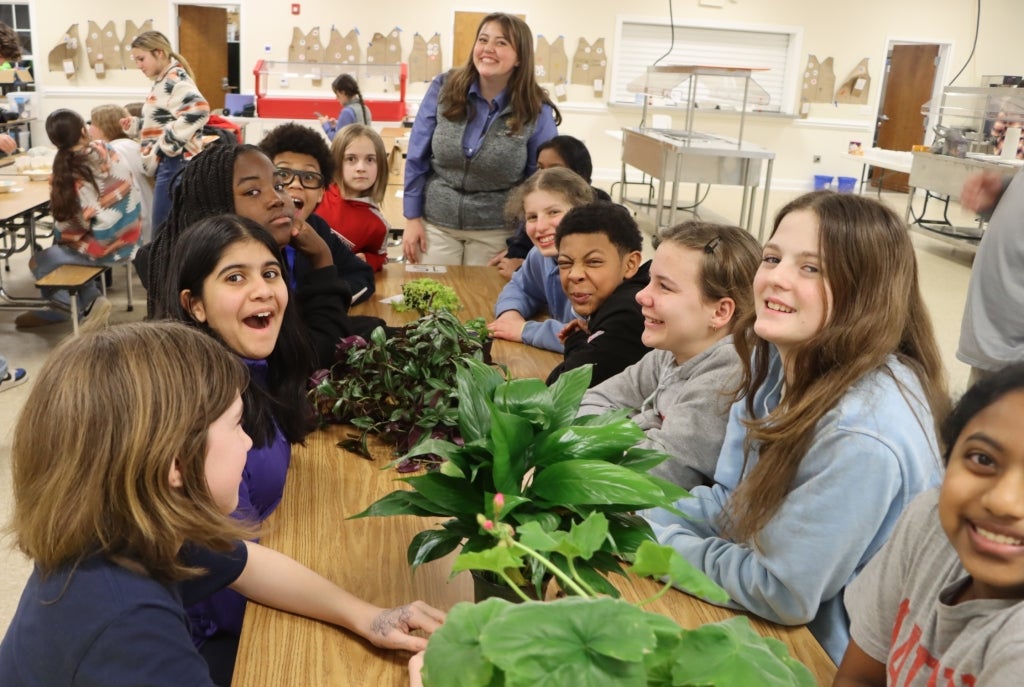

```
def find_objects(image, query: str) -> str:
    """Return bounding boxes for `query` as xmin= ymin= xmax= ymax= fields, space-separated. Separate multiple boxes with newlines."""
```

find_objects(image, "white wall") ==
xmin=28 ymin=0 xmax=1022 ymax=199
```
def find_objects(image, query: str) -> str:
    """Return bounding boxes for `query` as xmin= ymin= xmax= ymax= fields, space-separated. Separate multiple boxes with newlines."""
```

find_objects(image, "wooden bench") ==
xmin=34 ymin=264 xmax=109 ymax=336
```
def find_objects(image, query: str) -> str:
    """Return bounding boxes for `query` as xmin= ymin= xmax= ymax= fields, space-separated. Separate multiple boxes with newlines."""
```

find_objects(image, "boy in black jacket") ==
xmin=546 ymin=201 xmax=651 ymax=386
xmin=258 ymin=123 xmax=375 ymax=304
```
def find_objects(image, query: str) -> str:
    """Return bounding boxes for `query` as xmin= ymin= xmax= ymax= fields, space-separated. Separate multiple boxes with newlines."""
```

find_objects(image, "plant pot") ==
xmin=471 ymin=570 xmax=547 ymax=604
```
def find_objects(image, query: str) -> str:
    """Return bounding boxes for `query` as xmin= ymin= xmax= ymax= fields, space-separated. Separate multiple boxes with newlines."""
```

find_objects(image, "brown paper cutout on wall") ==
xmin=366 ymin=32 xmax=387 ymax=65
xmin=326 ymin=28 xmax=360 ymax=65
xmin=409 ymin=33 xmax=428 ymax=82
xmin=48 ymin=24 xmax=80 ymax=75
xmin=343 ymin=29 xmax=362 ymax=64
xmin=288 ymin=27 xmax=323 ymax=63
xmin=385 ymin=27 xmax=402 ymax=65
xmin=410 ymin=32 xmax=442 ymax=82
xmin=424 ymin=33 xmax=442 ymax=80
xmin=547 ymin=36 xmax=568 ymax=87
xmin=535 ymin=35 xmax=550 ymax=82
xmin=121 ymin=20 xmax=152 ymax=69
xmin=85 ymin=21 xmax=123 ymax=77
xmin=571 ymin=37 xmax=606 ymax=97
xmin=305 ymin=27 xmax=324 ymax=63
xmin=288 ymin=27 xmax=305 ymax=62
xmin=835 ymin=58 xmax=871 ymax=104
xmin=801 ymin=55 xmax=835 ymax=104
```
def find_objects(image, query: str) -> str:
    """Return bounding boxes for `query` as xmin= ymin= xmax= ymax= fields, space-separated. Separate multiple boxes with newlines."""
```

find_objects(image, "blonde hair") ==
xmin=504 ymin=167 xmax=595 ymax=227
xmin=130 ymin=30 xmax=196 ymax=80
xmin=330 ymin=124 xmax=388 ymax=204
xmin=90 ymin=104 xmax=129 ymax=142
xmin=657 ymin=221 xmax=762 ymax=334
xmin=9 ymin=322 xmax=251 ymax=583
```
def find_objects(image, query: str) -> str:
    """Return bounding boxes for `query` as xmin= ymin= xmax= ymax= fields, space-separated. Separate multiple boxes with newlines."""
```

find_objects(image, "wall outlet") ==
xmin=812 ymin=155 xmax=822 ymax=163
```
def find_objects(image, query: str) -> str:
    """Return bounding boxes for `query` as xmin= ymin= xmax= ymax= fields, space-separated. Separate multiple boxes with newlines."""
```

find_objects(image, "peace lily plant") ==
xmin=353 ymin=359 xmax=690 ymax=595
xmin=356 ymin=359 xmax=816 ymax=686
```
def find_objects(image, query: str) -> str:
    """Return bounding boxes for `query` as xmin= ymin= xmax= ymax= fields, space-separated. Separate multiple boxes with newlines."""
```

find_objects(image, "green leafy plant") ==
xmin=310 ymin=311 xmax=489 ymax=463
xmin=393 ymin=278 xmax=462 ymax=316
xmin=351 ymin=359 xmax=689 ymax=594
xmin=420 ymin=512 xmax=815 ymax=687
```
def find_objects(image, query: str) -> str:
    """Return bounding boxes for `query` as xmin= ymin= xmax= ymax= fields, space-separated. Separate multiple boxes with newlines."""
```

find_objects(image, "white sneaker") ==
xmin=0 ymin=367 xmax=27 ymax=393
xmin=80 ymin=296 xmax=112 ymax=333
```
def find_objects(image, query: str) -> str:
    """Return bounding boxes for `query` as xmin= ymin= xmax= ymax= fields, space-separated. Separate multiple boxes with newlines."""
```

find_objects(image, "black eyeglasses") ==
xmin=274 ymin=167 xmax=325 ymax=189
xmin=704 ymin=236 xmax=721 ymax=254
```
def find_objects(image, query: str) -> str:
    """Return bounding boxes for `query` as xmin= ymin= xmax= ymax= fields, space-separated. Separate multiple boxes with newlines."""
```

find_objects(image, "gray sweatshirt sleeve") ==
xmin=577 ymin=350 xmax=663 ymax=417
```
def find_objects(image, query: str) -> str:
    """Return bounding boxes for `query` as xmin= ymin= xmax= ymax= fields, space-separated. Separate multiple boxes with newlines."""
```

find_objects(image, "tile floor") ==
xmin=0 ymin=188 xmax=978 ymax=634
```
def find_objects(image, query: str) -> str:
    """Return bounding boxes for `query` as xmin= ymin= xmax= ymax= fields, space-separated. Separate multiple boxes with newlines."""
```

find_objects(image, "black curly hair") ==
xmin=143 ymin=143 xmax=262 ymax=317
xmin=940 ymin=363 xmax=1024 ymax=465
xmin=258 ymin=122 xmax=335 ymax=182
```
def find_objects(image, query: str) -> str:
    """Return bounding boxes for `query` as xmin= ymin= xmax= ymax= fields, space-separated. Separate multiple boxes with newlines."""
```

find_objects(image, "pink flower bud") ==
xmin=493 ymin=493 xmax=505 ymax=514
xmin=483 ymin=519 xmax=494 ymax=530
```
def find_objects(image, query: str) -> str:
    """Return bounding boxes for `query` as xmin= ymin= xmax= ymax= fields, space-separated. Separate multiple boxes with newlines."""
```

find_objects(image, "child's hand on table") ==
xmin=488 ymin=311 xmax=527 ymax=342
xmin=366 ymin=601 xmax=446 ymax=652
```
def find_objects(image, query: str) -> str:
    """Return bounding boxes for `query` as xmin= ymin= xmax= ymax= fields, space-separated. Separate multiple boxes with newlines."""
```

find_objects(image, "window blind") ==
xmin=611 ymin=20 xmax=798 ymax=114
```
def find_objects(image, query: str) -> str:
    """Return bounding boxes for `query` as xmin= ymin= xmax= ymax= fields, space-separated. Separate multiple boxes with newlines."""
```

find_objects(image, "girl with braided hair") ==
xmin=138 ymin=142 xmax=375 ymax=367
xmin=318 ymin=73 xmax=372 ymax=141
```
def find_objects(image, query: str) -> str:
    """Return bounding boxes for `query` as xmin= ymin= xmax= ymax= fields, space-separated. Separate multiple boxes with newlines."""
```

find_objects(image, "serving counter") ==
xmin=619 ymin=127 xmax=775 ymax=239
xmin=906 ymin=151 xmax=1020 ymax=251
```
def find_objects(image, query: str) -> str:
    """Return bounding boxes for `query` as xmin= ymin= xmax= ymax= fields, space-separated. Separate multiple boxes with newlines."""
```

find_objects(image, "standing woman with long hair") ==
xmin=124 ymin=30 xmax=209 ymax=232
xmin=401 ymin=12 xmax=560 ymax=265
xmin=643 ymin=191 xmax=950 ymax=664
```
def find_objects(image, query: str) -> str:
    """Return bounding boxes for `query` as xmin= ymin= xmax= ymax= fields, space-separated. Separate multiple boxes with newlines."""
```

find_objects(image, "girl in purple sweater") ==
xmin=162 ymin=214 xmax=316 ymax=685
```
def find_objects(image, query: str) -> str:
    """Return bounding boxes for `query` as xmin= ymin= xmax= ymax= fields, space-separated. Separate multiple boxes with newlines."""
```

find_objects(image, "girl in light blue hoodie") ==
xmin=644 ymin=191 xmax=949 ymax=663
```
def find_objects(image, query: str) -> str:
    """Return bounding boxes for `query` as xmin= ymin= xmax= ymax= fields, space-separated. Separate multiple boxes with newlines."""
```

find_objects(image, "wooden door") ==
xmin=177 ymin=5 xmax=228 ymax=111
xmin=453 ymin=11 xmax=526 ymax=71
xmin=871 ymin=43 xmax=939 ymax=192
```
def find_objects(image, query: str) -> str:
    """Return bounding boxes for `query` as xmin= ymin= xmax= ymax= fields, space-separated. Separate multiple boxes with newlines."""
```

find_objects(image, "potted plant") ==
xmin=352 ymin=358 xmax=689 ymax=597
xmin=310 ymin=310 xmax=489 ymax=465
xmin=419 ymin=511 xmax=815 ymax=686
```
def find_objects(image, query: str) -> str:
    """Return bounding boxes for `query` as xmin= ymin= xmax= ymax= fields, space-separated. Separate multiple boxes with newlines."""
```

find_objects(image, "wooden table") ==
xmin=233 ymin=262 xmax=837 ymax=686
xmin=350 ymin=263 xmax=562 ymax=381
xmin=0 ymin=178 xmax=54 ymax=310
xmin=233 ymin=425 xmax=837 ymax=686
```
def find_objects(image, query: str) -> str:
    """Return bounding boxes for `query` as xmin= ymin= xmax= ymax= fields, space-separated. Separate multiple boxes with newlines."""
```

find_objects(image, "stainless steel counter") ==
xmin=620 ymin=127 xmax=775 ymax=238
xmin=906 ymin=152 xmax=1020 ymax=251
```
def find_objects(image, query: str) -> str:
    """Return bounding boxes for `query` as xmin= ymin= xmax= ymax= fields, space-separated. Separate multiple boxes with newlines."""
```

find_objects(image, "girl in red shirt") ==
xmin=316 ymin=124 xmax=390 ymax=271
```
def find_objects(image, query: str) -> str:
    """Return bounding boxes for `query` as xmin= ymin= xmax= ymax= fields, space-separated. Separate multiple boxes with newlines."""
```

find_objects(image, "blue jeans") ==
xmin=30 ymin=245 xmax=115 ymax=310
xmin=152 ymin=153 xmax=186 ymax=233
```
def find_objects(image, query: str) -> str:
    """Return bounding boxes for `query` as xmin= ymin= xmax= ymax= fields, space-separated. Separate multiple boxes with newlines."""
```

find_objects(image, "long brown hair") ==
xmin=130 ymin=30 xmax=196 ymax=80
xmin=725 ymin=191 xmax=947 ymax=543
xmin=46 ymin=108 xmax=96 ymax=222
xmin=9 ymin=322 xmax=252 ymax=583
xmin=441 ymin=13 xmax=561 ymax=134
